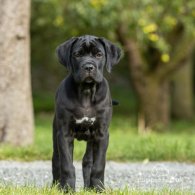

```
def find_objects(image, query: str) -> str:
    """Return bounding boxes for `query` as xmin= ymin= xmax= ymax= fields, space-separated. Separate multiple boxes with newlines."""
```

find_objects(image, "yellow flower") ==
xmin=90 ymin=0 xmax=107 ymax=9
xmin=148 ymin=34 xmax=159 ymax=42
xmin=161 ymin=53 xmax=170 ymax=63
xmin=143 ymin=23 xmax=158 ymax=34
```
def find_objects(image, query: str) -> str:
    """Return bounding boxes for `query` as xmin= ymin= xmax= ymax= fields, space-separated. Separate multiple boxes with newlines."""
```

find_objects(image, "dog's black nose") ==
xmin=84 ymin=64 xmax=95 ymax=72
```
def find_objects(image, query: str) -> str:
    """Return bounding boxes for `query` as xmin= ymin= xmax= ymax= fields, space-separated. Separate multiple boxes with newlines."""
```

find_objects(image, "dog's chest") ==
xmin=73 ymin=107 xmax=96 ymax=125
xmin=75 ymin=116 xmax=96 ymax=125
xmin=72 ymin=107 xmax=97 ymax=141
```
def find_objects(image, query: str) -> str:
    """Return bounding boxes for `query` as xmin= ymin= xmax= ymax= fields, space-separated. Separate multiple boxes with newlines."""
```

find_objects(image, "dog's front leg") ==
xmin=82 ymin=141 xmax=93 ymax=188
xmin=57 ymin=125 xmax=75 ymax=192
xmin=90 ymin=133 xmax=109 ymax=191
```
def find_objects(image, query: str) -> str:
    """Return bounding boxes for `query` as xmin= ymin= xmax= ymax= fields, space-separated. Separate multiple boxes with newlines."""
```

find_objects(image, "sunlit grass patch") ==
xmin=0 ymin=185 xmax=192 ymax=195
xmin=0 ymin=114 xmax=195 ymax=162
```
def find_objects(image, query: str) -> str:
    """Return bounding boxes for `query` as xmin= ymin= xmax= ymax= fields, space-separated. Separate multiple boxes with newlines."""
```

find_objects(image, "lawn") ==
xmin=0 ymin=113 xmax=194 ymax=195
xmin=0 ymin=113 xmax=195 ymax=162
xmin=0 ymin=185 xmax=192 ymax=195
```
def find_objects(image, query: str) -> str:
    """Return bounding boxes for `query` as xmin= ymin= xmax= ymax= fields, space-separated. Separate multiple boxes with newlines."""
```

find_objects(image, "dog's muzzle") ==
xmin=83 ymin=64 xmax=95 ymax=72
xmin=81 ymin=63 xmax=96 ymax=83
xmin=82 ymin=63 xmax=96 ymax=73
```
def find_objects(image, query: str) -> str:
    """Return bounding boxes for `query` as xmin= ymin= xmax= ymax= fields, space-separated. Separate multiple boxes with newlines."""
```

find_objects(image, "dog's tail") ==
xmin=112 ymin=100 xmax=119 ymax=106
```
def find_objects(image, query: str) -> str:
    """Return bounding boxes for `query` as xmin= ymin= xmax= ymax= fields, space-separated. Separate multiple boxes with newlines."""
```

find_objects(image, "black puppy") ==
xmin=52 ymin=35 xmax=121 ymax=192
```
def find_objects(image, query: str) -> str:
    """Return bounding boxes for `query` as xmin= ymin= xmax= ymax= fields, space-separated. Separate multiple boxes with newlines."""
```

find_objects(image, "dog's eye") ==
xmin=95 ymin=52 xmax=103 ymax=58
xmin=73 ymin=52 xmax=83 ymax=58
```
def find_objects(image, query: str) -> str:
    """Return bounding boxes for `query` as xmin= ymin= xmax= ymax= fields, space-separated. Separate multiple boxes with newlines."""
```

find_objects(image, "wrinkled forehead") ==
xmin=72 ymin=35 xmax=105 ymax=51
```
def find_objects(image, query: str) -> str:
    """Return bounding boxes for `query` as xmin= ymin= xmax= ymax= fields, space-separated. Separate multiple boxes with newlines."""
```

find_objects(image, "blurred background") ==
xmin=0 ymin=0 xmax=195 ymax=161
xmin=31 ymin=0 xmax=195 ymax=128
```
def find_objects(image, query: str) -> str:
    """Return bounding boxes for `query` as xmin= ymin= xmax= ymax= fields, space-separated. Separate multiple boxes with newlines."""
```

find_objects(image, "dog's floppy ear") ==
xmin=99 ymin=38 xmax=122 ymax=73
xmin=56 ymin=37 xmax=77 ymax=70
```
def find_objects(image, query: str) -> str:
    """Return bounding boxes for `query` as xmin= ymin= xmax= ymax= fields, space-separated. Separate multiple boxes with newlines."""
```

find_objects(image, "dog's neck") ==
xmin=78 ymin=82 xmax=97 ymax=107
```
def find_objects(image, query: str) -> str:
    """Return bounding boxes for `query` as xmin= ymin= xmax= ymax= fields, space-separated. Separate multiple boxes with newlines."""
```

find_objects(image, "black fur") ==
xmin=52 ymin=35 xmax=121 ymax=192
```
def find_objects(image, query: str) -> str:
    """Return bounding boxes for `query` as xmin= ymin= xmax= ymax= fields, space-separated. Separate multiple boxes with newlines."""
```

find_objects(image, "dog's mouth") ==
xmin=74 ymin=69 xmax=102 ymax=84
xmin=84 ymin=76 xmax=95 ymax=83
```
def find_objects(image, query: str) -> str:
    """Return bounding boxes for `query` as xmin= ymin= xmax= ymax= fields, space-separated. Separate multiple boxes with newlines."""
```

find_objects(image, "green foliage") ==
xmin=60 ymin=0 xmax=195 ymax=90
xmin=64 ymin=0 xmax=195 ymax=54
xmin=31 ymin=0 xmax=195 ymax=93
xmin=31 ymin=0 xmax=68 ymax=93
xmin=33 ymin=92 xmax=55 ymax=113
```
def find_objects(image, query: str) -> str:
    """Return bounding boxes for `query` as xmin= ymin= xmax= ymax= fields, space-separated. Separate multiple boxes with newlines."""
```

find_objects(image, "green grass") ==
xmin=0 ymin=114 xmax=195 ymax=162
xmin=0 ymin=185 xmax=193 ymax=195
xmin=0 ymin=114 xmax=194 ymax=194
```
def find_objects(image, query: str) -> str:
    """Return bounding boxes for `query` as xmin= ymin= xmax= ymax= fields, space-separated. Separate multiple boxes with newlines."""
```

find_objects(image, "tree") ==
xmin=171 ymin=60 xmax=194 ymax=119
xmin=60 ymin=0 xmax=195 ymax=131
xmin=0 ymin=0 xmax=34 ymax=145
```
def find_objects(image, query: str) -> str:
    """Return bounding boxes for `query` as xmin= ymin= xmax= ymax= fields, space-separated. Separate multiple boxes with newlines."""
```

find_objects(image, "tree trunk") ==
xmin=118 ymin=36 xmax=170 ymax=132
xmin=171 ymin=60 xmax=194 ymax=119
xmin=0 ymin=0 xmax=34 ymax=145
xmin=138 ymin=78 xmax=170 ymax=133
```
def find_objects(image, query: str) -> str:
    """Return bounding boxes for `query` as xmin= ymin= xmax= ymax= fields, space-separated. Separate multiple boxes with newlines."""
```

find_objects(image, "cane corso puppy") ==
xmin=52 ymin=35 xmax=121 ymax=192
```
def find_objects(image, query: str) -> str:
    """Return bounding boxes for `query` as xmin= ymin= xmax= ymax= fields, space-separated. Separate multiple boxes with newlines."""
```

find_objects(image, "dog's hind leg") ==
xmin=82 ymin=141 xmax=93 ymax=188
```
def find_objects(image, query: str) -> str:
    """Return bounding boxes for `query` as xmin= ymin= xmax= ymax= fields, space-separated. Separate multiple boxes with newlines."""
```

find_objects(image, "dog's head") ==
xmin=56 ymin=35 xmax=121 ymax=84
